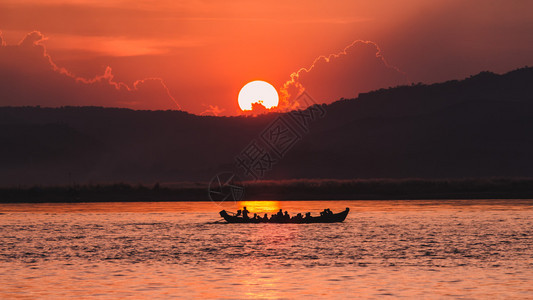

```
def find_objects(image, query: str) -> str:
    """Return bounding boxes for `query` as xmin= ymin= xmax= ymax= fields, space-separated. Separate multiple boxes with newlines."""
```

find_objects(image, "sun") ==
xmin=238 ymin=80 xmax=279 ymax=111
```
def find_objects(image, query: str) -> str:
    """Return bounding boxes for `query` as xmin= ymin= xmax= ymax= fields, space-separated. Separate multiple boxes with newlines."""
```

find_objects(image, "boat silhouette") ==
xmin=219 ymin=208 xmax=349 ymax=224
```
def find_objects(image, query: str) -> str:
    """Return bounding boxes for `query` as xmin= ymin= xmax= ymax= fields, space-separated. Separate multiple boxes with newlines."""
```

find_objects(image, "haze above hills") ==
xmin=1 ymin=67 xmax=532 ymax=186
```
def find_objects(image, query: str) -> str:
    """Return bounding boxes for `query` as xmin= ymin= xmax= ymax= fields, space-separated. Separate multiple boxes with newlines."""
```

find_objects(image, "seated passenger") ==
xmin=291 ymin=213 xmax=303 ymax=221
xmin=236 ymin=209 xmax=242 ymax=217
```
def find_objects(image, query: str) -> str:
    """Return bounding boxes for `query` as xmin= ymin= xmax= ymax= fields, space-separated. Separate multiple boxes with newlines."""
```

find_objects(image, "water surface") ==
xmin=0 ymin=200 xmax=532 ymax=298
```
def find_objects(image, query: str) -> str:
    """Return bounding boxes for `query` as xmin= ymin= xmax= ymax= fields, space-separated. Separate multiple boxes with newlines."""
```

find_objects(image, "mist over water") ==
xmin=0 ymin=200 xmax=532 ymax=298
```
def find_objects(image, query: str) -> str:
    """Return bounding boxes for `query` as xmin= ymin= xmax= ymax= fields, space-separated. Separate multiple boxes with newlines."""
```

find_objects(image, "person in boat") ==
xmin=321 ymin=208 xmax=332 ymax=216
xmin=277 ymin=209 xmax=283 ymax=218
xmin=242 ymin=206 xmax=250 ymax=219
xmin=236 ymin=209 xmax=242 ymax=217
xmin=284 ymin=211 xmax=290 ymax=221
xmin=263 ymin=213 xmax=269 ymax=221
xmin=253 ymin=213 xmax=258 ymax=220
xmin=305 ymin=212 xmax=311 ymax=219
xmin=291 ymin=213 xmax=303 ymax=222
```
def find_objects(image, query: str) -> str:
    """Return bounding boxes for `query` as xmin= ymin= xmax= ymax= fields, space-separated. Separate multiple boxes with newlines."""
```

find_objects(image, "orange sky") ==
xmin=1 ymin=0 xmax=533 ymax=115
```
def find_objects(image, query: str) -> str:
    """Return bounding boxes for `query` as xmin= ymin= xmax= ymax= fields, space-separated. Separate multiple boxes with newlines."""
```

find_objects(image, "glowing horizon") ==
xmin=1 ymin=1 xmax=532 ymax=115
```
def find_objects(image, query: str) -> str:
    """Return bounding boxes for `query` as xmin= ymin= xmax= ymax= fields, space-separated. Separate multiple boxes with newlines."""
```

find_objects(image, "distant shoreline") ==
xmin=1 ymin=178 xmax=533 ymax=203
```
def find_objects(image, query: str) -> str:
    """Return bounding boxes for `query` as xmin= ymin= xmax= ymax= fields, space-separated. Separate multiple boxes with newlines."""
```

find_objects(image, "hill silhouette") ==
xmin=1 ymin=67 xmax=532 ymax=186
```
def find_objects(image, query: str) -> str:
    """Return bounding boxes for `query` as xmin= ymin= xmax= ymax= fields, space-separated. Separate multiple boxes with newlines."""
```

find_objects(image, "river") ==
xmin=0 ymin=200 xmax=532 ymax=298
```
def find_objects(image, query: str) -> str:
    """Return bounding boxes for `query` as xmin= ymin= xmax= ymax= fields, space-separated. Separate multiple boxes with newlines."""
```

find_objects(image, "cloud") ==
xmin=279 ymin=40 xmax=408 ymax=110
xmin=0 ymin=31 xmax=181 ymax=110
xmin=44 ymin=33 xmax=204 ymax=57
xmin=200 ymin=104 xmax=225 ymax=116
xmin=241 ymin=102 xmax=270 ymax=116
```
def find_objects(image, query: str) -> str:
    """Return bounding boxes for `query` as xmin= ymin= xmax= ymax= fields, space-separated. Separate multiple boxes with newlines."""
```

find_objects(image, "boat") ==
xmin=219 ymin=208 xmax=350 ymax=224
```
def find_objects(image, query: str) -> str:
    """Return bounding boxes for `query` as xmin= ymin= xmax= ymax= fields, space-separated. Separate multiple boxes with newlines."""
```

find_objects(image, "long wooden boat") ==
xmin=219 ymin=208 xmax=349 ymax=224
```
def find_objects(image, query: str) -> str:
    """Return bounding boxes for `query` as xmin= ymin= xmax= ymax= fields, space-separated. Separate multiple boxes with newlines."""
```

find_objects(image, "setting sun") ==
xmin=238 ymin=80 xmax=279 ymax=111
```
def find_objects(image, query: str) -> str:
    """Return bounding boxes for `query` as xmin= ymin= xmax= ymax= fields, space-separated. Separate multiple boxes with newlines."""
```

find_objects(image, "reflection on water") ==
xmin=237 ymin=201 xmax=281 ymax=214
xmin=0 ymin=200 xmax=532 ymax=298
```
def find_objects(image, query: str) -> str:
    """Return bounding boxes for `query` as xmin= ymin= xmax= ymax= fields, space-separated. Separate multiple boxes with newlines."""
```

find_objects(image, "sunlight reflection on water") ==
xmin=0 ymin=200 xmax=532 ymax=298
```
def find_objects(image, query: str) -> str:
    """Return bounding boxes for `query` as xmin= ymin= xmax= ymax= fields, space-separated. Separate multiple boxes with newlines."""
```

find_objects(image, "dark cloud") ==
xmin=0 ymin=31 xmax=180 ymax=110
xmin=279 ymin=40 xmax=408 ymax=110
